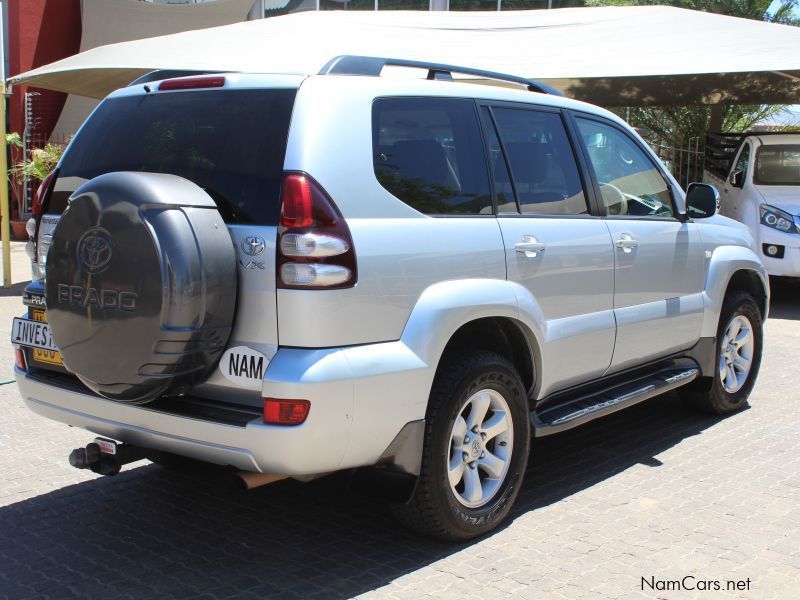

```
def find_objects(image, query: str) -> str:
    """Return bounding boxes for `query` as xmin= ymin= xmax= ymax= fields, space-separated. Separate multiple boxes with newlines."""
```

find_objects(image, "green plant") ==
xmin=6 ymin=132 xmax=22 ymax=148
xmin=11 ymin=140 xmax=67 ymax=183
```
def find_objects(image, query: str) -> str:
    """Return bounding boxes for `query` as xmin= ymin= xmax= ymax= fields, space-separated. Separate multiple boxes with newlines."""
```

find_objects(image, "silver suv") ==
xmin=13 ymin=57 xmax=768 ymax=540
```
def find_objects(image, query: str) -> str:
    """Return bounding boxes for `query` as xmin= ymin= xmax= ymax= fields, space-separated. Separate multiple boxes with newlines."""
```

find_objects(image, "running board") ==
xmin=533 ymin=359 xmax=700 ymax=437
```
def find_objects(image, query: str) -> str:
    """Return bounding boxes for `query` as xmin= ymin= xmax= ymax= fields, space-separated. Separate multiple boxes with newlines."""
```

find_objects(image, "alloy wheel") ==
xmin=719 ymin=314 xmax=755 ymax=394
xmin=447 ymin=388 xmax=514 ymax=508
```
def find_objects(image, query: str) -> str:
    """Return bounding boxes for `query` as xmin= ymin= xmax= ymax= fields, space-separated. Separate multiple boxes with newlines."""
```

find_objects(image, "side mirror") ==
xmin=685 ymin=183 xmax=719 ymax=219
xmin=729 ymin=169 xmax=744 ymax=188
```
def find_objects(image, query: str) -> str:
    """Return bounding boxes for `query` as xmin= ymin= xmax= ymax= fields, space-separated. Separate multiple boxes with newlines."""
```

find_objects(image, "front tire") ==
xmin=392 ymin=351 xmax=530 ymax=541
xmin=682 ymin=291 xmax=763 ymax=415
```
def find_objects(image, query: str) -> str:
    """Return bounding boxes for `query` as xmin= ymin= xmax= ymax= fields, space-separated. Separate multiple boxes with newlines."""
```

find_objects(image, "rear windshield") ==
xmin=50 ymin=88 xmax=297 ymax=224
xmin=754 ymin=144 xmax=800 ymax=186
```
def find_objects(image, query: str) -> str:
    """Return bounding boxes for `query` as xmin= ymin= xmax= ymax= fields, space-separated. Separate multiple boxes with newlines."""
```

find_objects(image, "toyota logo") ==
xmin=77 ymin=229 xmax=113 ymax=274
xmin=241 ymin=236 xmax=266 ymax=256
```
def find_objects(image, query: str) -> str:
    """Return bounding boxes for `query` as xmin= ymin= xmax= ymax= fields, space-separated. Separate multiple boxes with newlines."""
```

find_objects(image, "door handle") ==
xmin=515 ymin=235 xmax=546 ymax=257
xmin=615 ymin=233 xmax=639 ymax=253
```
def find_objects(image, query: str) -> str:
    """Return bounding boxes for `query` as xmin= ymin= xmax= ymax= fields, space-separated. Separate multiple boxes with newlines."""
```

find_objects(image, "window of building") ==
xmin=378 ymin=0 xmax=429 ymax=8
xmin=319 ymin=0 xmax=374 ymax=8
xmin=501 ymin=0 xmax=583 ymax=9
xmin=373 ymin=97 xmax=493 ymax=215
xmin=491 ymin=108 xmax=588 ymax=215
xmin=264 ymin=0 xmax=316 ymax=17
xmin=449 ymin=0 xmax=500 ymax=10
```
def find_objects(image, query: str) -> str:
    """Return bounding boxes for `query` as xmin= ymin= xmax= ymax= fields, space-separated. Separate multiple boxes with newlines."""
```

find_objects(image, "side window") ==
xmin=480 ymin=107 xmax=517 ymax=213
xmin=492 ymin=108 xmax=588 ymax=215
xmin=576 ymin=118 xmax=674 ymax=218
xmin=734 ymin=143 xmax=750 ymax=175
xmin=372 ymin=98 xmax=492 ymax=215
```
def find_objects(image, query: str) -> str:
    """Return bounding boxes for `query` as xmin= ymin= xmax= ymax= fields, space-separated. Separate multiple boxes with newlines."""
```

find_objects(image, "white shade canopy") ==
xmin=8 ymin=6 xmax=800 ymax=106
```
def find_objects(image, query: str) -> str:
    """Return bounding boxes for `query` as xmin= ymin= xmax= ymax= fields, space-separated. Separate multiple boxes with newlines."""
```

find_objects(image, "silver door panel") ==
xmin=605 ymin=220 xmax=705 ymax=370
xmin=609 ymin=294 xmax=705 ymax=372
xmin=499 ymin=218 xmax=616 ymax=388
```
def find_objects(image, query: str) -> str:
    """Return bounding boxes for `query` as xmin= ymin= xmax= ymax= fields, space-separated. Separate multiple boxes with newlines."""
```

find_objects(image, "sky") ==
xmin=768 ymin=0 xmax=800 ymax=17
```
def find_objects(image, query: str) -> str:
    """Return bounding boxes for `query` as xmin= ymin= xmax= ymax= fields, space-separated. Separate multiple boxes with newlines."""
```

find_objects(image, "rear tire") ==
xmin=682 ymin=291 xmax=763 ymax=415
xmin=392 ymin=351 xmax=530 ymax=541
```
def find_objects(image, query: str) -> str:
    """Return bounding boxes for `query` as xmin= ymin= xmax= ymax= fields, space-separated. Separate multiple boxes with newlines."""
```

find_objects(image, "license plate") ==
xmin=12 ymin=311 xmax=63 ymax=366
xmin=33 ymin=348 xmax=63 ymax=366
xmin=31 ymin=311 xmax=64 ymax=366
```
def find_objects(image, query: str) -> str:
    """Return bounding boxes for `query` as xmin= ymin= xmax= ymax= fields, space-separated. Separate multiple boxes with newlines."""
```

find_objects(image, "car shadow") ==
xmin=768 ymin=277 xmax=800 ymax=320
xmin=0 ymin=393 xmax=731 ymax=599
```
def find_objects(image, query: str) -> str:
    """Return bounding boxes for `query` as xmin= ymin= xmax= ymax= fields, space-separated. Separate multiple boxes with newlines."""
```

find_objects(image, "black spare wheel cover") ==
xmin=46 ymin=172 xmax=237 ymax=404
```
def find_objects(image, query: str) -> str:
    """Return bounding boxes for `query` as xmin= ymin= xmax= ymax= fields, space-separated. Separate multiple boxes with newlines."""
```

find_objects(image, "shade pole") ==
xmin=0 ymin=8 xmax=10 ymax=289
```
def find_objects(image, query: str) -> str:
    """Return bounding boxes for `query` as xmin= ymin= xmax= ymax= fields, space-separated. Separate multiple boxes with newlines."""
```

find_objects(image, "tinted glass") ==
xmin=481 ymin=107 xmax=516 ymax=213
xmin=754 ymin=145 xmax=800 ymax=185
xmin=492 ymin=108 xmax=587 ymax=215
xmin=53 ymin=89 xmax=296 ymax=225
xmin=373 ymin=97 xmax=492 ymax=215
xmin=734 ymin=143 xmax=750 ymax=174
xmin=576 ymin=118 xmax=674 ymax=218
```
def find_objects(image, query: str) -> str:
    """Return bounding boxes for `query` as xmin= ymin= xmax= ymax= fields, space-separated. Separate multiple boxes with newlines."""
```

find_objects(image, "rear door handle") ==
xmin=515 ymin=235 xmax=546 ymax=257
xmin=615 ymin=233 xmax=639 ymax=253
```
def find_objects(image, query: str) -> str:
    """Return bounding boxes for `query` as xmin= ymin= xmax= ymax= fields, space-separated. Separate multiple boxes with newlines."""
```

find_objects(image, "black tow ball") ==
xmin=68 ymin=439 xmax=146 ymax=476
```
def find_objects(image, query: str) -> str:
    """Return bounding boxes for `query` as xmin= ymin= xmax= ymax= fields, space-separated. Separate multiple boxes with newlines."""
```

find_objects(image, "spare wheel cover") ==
xmin=45 ymin=172 xmax=237 ymax=404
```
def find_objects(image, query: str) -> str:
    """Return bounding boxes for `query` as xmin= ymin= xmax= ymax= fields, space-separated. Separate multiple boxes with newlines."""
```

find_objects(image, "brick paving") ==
xmin=0 ymin=243 xmax=798 ymax=599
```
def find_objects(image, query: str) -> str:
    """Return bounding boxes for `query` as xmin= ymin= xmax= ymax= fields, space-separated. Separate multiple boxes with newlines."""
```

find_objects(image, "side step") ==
xmin=533 ymin=358 xmax=700 ymax=437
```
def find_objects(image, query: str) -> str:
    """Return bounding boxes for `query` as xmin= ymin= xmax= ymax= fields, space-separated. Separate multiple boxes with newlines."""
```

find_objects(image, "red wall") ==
xmin=7 ymin=0 xmax=82 ymax=219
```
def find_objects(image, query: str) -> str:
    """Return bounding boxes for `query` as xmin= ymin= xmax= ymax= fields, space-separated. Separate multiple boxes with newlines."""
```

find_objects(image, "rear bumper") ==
xmin=15 ymin=340 xmax=432 ymax=476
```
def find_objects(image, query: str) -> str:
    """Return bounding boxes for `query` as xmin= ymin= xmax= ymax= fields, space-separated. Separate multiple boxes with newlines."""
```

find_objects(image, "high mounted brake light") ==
xmin=277 ymin=173 xmax=357 ymax=289
xmin=158 ymin=76 xmax=225 ymax=91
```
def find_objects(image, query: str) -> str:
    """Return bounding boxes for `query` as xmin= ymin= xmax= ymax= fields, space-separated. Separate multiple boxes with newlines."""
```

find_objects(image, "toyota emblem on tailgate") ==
xmin=241 ymin=236 xmax=266 ymax=256
xmin=77 ymin=228 xmax=113 ymax=274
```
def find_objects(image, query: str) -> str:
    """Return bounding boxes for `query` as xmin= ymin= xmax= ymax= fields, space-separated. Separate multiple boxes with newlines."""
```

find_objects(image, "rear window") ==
xmin=373 ymin=97 xmax=492 ymax=215
xmin=50 ymin=88 xmax=296 ymax=225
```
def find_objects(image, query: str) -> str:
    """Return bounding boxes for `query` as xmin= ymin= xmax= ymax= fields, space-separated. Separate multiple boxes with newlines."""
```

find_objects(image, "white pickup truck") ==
xmin=704 ymin=132 xmax=800 ymax=277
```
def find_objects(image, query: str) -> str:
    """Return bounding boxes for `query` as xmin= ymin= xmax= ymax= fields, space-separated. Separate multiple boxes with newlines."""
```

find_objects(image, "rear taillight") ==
xmin=263 ymin=398 xmax=310 ymax=426
xmin=277 ymin=173 xmax=357 ymax=289
xmin=31 ymin=171 xmax=56 ymax=263
xmin=158 ymin=76 xmax=225 ymax=91
xmin=15 ymin=348 xmax=27 ymax=372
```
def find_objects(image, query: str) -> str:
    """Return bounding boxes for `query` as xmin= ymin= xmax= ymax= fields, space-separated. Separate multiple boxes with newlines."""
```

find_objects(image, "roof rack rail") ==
xmin=128 ymin=69 xmax=224 ymax=87
xmin=319 ymin=55 xmax=562 ymax=96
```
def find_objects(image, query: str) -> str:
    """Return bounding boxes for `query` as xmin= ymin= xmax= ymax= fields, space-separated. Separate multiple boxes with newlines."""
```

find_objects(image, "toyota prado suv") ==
xmin=12 ymin=57 xmax=767 ymax=541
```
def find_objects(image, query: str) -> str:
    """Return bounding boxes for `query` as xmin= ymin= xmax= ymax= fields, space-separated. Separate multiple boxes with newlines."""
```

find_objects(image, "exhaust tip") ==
xmin=235 ymin=471 xmax=286 ymax=491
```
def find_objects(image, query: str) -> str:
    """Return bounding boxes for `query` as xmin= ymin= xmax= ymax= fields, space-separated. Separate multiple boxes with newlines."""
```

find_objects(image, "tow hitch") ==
xmin=68 ymin=438 xmax=146 ymax=476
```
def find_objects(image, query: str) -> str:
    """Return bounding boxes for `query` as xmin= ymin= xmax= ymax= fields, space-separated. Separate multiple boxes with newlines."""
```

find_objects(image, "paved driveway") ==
xmin=1 ymin=244 xmax=798 ymax=599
